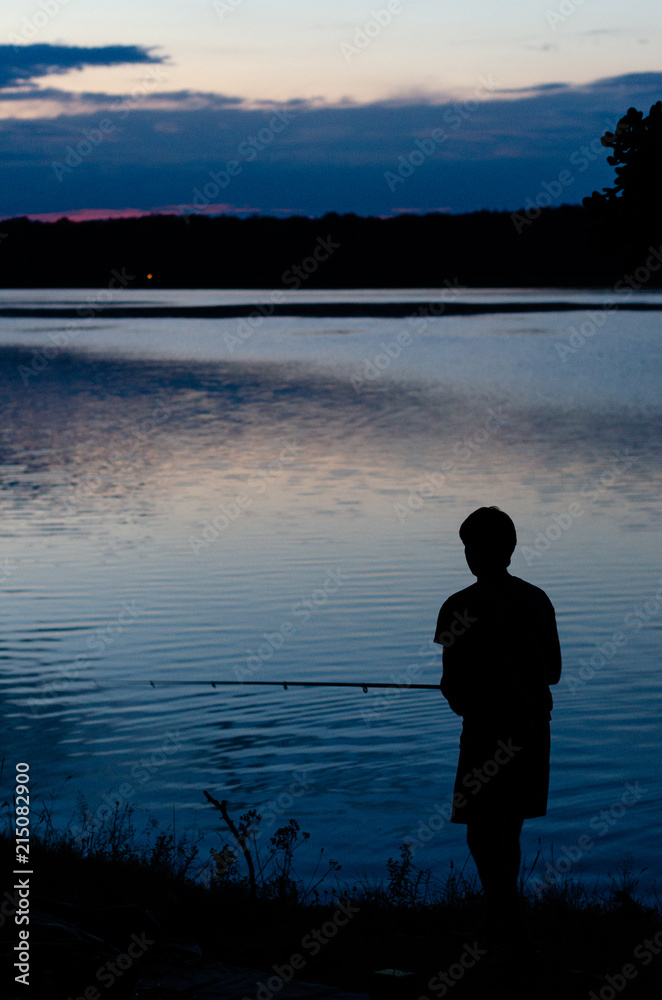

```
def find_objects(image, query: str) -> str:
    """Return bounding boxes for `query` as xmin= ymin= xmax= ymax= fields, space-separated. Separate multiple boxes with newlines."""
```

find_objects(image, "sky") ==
xmin=0 ymin=0 xmax=660 ymax=219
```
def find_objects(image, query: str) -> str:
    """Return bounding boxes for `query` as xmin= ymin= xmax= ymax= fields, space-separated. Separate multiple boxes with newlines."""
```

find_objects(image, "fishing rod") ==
xmin=149 ymin=679 xmax=440 ymax=692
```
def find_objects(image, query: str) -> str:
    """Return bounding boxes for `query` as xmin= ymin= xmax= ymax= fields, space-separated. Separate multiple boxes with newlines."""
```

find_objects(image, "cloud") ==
xmin=580 ymin=29 xmax=622 ymax=36
xmin=492 ymin=82 xmax=571 ymax=95
xmin=0 ymin=85 xmax=245 ymax=112
xmin=522 ymin=43 xmax=560 ymax=52
xmin=1 ymin=70 xmax=661 ymax=219
xmin=585 ymin=71 xmax=662 ymax=90
xmin=0 ymin=43 xmax=165 ymax=89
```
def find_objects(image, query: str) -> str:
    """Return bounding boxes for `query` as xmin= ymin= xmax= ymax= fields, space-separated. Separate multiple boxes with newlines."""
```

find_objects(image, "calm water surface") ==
xmin=0 ymin=288 xmax=660 ymax=894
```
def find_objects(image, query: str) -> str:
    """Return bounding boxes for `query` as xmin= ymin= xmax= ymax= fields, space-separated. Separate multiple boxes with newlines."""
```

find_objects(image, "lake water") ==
xmin=0 ymin=287 xmax=661 ymax=897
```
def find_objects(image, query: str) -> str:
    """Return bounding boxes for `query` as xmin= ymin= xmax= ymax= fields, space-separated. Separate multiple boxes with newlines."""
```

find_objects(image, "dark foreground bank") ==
xmin=0 ymin=809 xmax=660 ymax=1000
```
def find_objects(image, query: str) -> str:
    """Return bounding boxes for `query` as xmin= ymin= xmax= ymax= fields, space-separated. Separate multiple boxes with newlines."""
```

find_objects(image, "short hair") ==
xmin=459 ymin=506 xmax=517 ymax=556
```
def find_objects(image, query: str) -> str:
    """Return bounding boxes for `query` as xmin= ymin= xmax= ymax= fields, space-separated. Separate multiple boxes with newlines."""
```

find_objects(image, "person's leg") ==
xmin=466 ymin=818 xmax=501 ymax=935
xmin=466 ymin=815 xmax=523 ymax=940
xmin=501 ymin=814 xmax=523 ymax=880
xmin=498 ymin=816 xmax=524 ymax=932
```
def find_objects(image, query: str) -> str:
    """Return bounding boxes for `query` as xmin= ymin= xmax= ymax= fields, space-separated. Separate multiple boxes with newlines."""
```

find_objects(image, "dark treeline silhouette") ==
xmin=2 ymin=102 xmax=660 ymax=290
xmin=2 ymin=203 xmax=659 ymax=290
xmin=583 ymin=100 xmax=662 ymax=274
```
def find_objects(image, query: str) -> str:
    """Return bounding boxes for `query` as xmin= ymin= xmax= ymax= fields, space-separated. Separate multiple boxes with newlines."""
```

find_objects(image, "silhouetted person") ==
xmin=434 ymin=506 xmax=561 ymax=948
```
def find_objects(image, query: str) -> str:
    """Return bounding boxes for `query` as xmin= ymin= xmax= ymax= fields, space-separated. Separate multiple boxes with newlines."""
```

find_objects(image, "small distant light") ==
xmin=147 ymin=273 xmax=153 ymax=279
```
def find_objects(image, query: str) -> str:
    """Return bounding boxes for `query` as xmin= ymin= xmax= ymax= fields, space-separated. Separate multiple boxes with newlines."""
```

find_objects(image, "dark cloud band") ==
xmin=0 ymin=43 xmax=164 ymax=88
xmin=0 ymin=68 xmax=660 ymax=219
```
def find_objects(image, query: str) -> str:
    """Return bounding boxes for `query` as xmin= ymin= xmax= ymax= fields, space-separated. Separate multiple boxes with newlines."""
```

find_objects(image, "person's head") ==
xmin=459 ymin=506 xmax=517 ymax=578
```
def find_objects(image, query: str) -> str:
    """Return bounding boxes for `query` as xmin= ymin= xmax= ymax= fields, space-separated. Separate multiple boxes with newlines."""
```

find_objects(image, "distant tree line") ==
xmin=1 ymin=204 xmax=654 ymax=290
xmin=1 ymin=102 xmax=659 ymax=290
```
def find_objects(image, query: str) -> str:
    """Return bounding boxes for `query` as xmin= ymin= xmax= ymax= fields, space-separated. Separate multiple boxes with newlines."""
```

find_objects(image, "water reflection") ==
xmin=0 ymin=321 xmax=660 ymax=886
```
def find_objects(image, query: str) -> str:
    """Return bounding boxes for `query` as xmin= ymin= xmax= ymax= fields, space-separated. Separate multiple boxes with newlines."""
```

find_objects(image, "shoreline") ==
xmin=1 ymin=299 xmax=662 ymax=319
xmin=1 ymin=825 xmax=660 ymax=1000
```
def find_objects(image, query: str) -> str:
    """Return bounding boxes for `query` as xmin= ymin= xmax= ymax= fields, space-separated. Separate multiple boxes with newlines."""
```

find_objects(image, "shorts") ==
xmin=450 ymin=719 xmax=551 ymax=824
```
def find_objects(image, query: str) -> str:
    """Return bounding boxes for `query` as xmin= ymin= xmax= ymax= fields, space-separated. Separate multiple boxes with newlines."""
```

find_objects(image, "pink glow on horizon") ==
xmin=20 ymin=207 xmax=159 ymax=223
xmin=14 ymin=204 xmax=262 ymax=223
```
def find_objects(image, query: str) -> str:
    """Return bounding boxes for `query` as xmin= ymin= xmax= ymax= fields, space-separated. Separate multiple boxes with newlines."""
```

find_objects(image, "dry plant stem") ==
xmin=204 ymin=790 xmax=257 ymax=901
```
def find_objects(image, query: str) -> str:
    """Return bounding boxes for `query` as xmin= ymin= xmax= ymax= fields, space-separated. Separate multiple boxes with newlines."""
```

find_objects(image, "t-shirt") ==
xmin=434 ymin=573 xmax=562 ymax=724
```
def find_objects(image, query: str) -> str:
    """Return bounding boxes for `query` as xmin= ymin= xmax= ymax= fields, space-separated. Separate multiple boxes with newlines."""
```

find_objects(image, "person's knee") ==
xmin=495 ymin=815 xmax=523 ymax=843
xmin=467 ymin=819 xmax=491 ymax=839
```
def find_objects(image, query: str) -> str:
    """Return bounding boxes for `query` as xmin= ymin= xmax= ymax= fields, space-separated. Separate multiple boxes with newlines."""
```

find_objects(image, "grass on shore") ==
xmin=1 ymin=794 xmax=661 ymax=999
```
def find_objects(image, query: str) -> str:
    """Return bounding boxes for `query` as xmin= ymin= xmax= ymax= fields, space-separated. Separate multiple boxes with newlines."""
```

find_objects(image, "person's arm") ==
xmin=546 ymin=596 xmax=562 ymax=685
xmin=434 ymin=601 xmax=464 ymax=716
xmin=440 ymin=648 xmax=464 ymax=716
